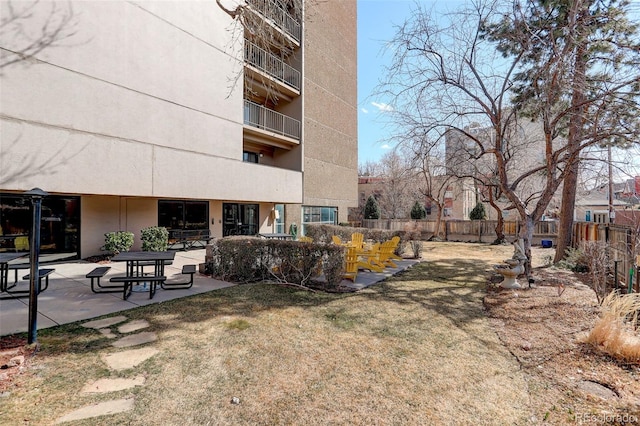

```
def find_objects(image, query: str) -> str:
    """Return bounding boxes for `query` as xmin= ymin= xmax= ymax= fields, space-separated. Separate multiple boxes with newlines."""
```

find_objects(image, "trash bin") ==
xmin=541 ymin=240 xmax=552 ymax=248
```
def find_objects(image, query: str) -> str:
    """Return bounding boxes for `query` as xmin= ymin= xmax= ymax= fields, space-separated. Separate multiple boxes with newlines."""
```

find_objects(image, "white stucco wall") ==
xmin=0 ymin=1 xmax=302 ymax=202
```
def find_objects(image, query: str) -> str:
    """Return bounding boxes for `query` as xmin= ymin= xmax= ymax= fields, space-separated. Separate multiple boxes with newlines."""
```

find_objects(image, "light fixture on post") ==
xmin=24 ymin=187 xmax=48 ymax=344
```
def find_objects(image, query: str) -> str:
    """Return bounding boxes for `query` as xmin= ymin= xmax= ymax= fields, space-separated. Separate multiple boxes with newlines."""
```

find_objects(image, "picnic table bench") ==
xmin=109 ymin=274 xmax=165 ymax=300
xmin=161 ymin=264 xmax=196 ymax=290
xmin=168 ymin=229 xmax=213 ymax=250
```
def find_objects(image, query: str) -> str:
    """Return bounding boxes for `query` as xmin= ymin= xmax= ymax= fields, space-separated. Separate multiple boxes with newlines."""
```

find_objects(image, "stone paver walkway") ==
xmin=54 ymin=315 xmax=158 ymax=424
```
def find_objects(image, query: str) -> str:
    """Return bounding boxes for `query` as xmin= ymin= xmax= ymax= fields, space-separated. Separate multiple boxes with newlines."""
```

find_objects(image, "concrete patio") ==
xmin=0 ymin=249 xmax=419 ymax=337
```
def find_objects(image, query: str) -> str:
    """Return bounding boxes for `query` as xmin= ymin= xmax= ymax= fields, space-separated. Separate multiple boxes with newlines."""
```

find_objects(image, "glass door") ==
xmin=223 ymin=203 xmax=259 ymax=236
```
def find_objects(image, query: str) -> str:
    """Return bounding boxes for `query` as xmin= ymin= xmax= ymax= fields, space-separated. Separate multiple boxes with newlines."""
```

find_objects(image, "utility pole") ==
xmin=608 ymin=144 xmax=614 ymax=224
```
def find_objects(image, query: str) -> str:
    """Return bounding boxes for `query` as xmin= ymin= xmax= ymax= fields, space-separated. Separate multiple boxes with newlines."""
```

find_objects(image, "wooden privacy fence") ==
xmin=573 ymin=222 xmax=639 ymax=292
xmin=358 ymin=219 xmax=639 ymax=292
xmin=359 ymin=219 xmax=558 ymax=244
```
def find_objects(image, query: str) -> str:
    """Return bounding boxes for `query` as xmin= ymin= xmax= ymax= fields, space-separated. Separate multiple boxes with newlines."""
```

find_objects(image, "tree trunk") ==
xmin=487 ymin=189 xmax=505 ymax=244
xmin=553 ymin=4 xmax=588 ymax=264
xmin=519 ymin=215 xmax=535 ymax=277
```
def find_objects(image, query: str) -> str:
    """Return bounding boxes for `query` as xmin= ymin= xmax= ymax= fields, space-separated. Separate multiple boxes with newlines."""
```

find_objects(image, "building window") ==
xmin=443 ymin=208 xmax=452 ymax=217
xmin=158 ymin=200 xmax=209 ymax=231
xmin=274 ymin=204 xmax=285 ymax=233
xmin=301 ymin=206 xmax=337 ymax=235
xmin=0 ymin=193 xmax=80 ymax=259
xmin=243 ymin=151 xmax=259 ymax=163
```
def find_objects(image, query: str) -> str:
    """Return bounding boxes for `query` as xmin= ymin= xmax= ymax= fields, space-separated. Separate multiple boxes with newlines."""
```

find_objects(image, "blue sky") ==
xmin=356 ymin=0 xmax=640 ymax=170
xmin=357 ymin=0 xmax=413 ymax=165
xmin=357 ymin=0 xmax=468 ymax=165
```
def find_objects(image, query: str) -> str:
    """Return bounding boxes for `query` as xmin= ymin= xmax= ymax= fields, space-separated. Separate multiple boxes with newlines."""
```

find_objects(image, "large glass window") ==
xmin=301 ymin=206 xmax=337 ymax=235
xmin=0 ymin=193 xmax=80 ymax=259
xmin=158 ymin=200 xmax=209 ymax=231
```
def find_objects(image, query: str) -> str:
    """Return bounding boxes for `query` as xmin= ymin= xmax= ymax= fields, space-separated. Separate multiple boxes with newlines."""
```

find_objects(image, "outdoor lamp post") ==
xmin=24 ymin=187 xmax=48 ymax=345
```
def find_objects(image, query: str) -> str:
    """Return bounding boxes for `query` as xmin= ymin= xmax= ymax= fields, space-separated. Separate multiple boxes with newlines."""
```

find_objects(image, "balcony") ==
xmin=246 ymin=0 xmax=301 ymax=44
xmin=245 ymin=40 xmax=300 ymax=96
xmin=244 ymin=100 xmax=300 ymax=148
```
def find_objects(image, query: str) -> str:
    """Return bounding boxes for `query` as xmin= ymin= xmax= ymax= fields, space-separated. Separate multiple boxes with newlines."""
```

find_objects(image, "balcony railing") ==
xmin=244 ymin=100 xmax=301 ymax=140
xmin=245 ymin=41 xmax=301 ymax=91
xmin=246 ymin=0 xmax=301 ymax=43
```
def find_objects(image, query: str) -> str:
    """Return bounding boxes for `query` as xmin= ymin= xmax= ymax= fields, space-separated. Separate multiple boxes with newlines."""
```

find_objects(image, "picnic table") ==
xmin=110 ymin=251 xmax=175 ymax=299
xmin=0 ymin=252 xmax=27 ymax=293
xmin=258 ymin=233 xmax=293 ymax=240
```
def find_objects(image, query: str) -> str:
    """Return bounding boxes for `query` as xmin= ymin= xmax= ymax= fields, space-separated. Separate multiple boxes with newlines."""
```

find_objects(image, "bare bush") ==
xmin=580 ymin=241 xmax=611 ymax=305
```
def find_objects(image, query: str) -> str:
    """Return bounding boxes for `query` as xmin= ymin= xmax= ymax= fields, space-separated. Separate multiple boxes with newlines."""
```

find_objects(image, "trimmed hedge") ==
xmin=206 ymin=237 xmax=345 ymax=290
xmin=304 ymin=223 xmax=407 ymax=255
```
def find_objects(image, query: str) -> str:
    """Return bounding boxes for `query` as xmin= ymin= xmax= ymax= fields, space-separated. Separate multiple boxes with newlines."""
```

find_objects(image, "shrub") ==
xmin=305 ymin=223 xmax=405 ymax=254
xmin=410 ymin=201 xmax=426 ymax=220
xmin=583 ymin=291 xmax=640 ymax=363
xmin=206 ymin=237 xmax=345 ymax=290
xmin=141 ymin=226 xmax=169 ymax=251
xmin=557 ymin=247 xmax=589 ymax=273
xmin=403 ymin=221 xmax=423 ymax=259
xmin=103 ymin=231 xmax=134 ymax=254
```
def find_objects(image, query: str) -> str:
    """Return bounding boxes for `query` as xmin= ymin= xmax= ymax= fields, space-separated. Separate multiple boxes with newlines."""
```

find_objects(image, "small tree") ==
xmin=364 ymin=195 xmax=381 ymax=219
xmin=469 ymin=202 xmax=486 ymax=221
xmin=410 ymin=201 xmax=426 ymax=220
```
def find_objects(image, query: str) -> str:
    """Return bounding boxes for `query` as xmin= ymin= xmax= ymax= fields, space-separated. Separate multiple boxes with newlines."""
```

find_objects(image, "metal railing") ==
xmin=244 ymin=100 xmax=301 ymax=140
xmin=246 ymin=0 xmax=301 ymax=43
xmin=245 ymin=41 xmax=300 ymax=91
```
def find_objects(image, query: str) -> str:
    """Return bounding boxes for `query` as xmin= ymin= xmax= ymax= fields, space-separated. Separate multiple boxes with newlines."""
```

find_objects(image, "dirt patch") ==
xmin=0 ymin=335 xmax=35 ymax=394
xmin=484 ymin=267 xmax=640 ymax=423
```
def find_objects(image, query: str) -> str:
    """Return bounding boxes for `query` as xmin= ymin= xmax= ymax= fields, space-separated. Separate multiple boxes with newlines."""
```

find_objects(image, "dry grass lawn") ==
xmin=1 ymin=242 xmax=639 ymax=425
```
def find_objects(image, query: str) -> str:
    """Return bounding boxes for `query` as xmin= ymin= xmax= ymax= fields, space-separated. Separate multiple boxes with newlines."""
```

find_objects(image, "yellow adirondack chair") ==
xmin=343 ymin=245 xmax=358 ymax=282
xmin=378 ymin=240 xmax=398 ymax=268
xmin=357 ymin=243 xmax=385 ymax=272
xmin=298 ymin=236 xmax=313 ymax=243
xmin=388 ymin=236 xmax=403 ymax=261
xmin=14 ymin=236 xmax=29 ymax=251
xmin=350 ymin=232 xmax=364 ymax=251
xmin=332 ymin=235 xmax=345 ymax=245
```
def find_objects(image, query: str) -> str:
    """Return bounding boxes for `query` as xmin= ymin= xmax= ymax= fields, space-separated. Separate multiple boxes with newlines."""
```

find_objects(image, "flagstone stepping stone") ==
xmin=82 ymin=316 xmax=128 ymax=330
xmin=118 ymin=319 xmax=150 ymax=334
xmin=98 ymin=328 xmax=117 ymax=339
xmin=81 ymin=375 xmax=145 ymax=393
xmin=54 ymin=398 xmax=134 ymax=424
xmin=103 ymin=347 xmax=159 ymax=371
xmin=577 ymin=380 xmax=618 ymax=400
xmin=112 ymin=332 xmax=157 ymax=348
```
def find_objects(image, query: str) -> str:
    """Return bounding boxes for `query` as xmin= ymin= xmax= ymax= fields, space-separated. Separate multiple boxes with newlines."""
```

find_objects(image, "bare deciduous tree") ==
xmin=216 ymin=0 xmax=303 ymax=105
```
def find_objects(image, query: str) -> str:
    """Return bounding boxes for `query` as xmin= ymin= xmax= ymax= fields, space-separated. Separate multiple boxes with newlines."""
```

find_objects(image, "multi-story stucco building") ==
xmin=0 ymin=0 xmax=358 ymax=258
